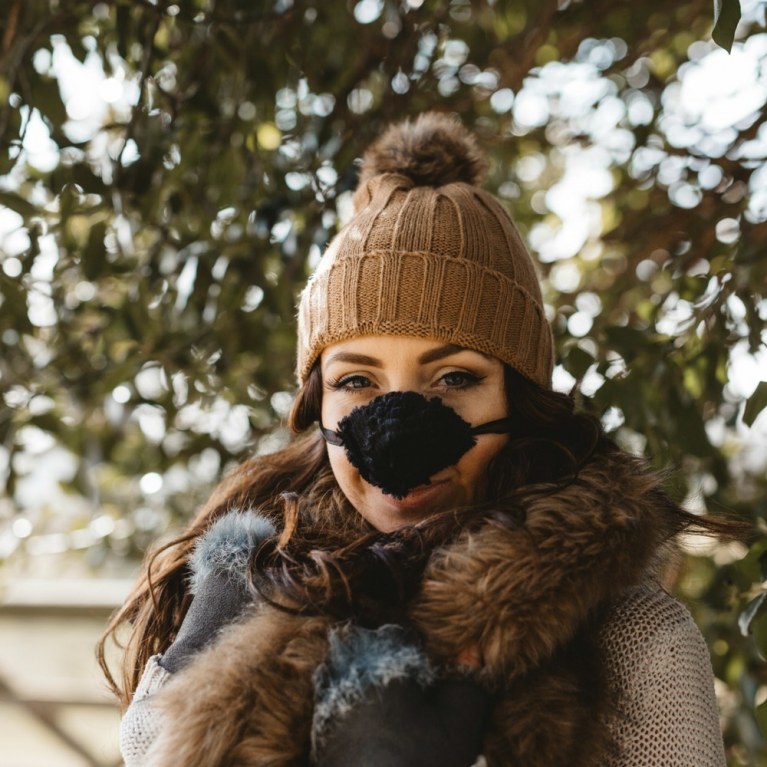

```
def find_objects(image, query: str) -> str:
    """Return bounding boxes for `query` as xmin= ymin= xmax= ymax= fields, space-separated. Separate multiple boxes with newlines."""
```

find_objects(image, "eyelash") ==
xmin=328 ymin=371 xmax=484 ymax=392
xmin=328 ymin=374 xmax=371 ymax=391
xmin=439 ymin=371 xmax=483 ymax=389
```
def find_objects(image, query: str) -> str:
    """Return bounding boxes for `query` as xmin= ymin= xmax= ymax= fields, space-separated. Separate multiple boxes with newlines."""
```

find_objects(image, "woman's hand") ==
xmin=314 ymin=676 xmax=489 ymax=767
xmin=159 ymin=567 xmax=254 ymax=673
xmin=159 ymin=510 xmax=275 ymax=673
xmin=312 ymin=625 xmax=489 ymax=767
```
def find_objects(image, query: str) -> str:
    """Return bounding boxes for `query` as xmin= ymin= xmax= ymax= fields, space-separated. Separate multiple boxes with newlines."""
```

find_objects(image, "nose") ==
xmin=381 ymin=372 xmax=424 ymax=395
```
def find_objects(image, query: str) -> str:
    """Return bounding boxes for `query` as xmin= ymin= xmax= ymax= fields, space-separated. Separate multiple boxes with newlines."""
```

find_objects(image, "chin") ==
xmin=363 ymin=479 xmax=464 ymax=531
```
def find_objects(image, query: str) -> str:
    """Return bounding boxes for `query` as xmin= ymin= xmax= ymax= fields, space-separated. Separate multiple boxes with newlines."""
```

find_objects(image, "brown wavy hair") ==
xmin=97 ymin=364 xmax=747 ymax=707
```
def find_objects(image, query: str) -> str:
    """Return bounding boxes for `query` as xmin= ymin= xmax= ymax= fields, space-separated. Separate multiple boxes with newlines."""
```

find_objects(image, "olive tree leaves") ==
xmin=712 ymin=0 xmax=742 ymax=52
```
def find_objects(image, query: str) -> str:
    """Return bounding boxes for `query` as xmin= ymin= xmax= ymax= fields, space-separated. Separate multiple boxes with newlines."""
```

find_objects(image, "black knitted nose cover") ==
xmin=320 ymin=391 xmax=511 ymax=499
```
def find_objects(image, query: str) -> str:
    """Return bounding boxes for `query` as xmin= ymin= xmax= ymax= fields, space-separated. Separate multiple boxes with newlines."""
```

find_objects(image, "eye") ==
xmin=437 ymin=371 xmax=482 ymax=389
xmin=328 ymin=374 xmax=372 ymax=391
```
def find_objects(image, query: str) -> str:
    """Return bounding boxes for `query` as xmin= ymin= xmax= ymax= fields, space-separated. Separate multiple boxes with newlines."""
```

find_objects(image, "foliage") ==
xmin=0 ymin=0 xmax=765 ymax=762
xmin=714 ymin=0 xmax=744 ymax=50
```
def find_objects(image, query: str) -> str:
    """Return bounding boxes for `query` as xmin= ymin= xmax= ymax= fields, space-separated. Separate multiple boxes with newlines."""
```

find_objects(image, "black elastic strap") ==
xmin=321 ymin=417 xmax=513 ymax=446
xmin=320 ymin=425 xmax=344 ymax=446
xmin=469 ymin=416 xmax=514 ymax=436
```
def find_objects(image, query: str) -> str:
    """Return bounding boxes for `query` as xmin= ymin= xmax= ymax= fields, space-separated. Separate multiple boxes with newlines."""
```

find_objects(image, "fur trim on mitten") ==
xmin=159 ymin=510 xmax=277 ymax=674
xmin=188 ymin=509 xmax=276 ymax=595
xmin=312 ymin=624 xmax=434 ymax=754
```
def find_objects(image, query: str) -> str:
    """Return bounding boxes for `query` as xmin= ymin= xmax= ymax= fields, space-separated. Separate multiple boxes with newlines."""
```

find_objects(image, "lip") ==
xmin=382 ymin=479 xmax=450 ymax=511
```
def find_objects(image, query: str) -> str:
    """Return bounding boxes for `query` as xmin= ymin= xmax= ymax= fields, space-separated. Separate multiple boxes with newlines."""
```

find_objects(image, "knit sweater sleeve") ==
xmin=119 ymin=654 xmax=171 ymax=767
xmin=599 ymin=585 xmax=726 ymax=767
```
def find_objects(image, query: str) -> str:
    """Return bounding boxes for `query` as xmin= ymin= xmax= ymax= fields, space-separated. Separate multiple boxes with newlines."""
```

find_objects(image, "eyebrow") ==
xmin=324 ymin=352 xmax=382 ymax=367
xmin=324 ymin=344 xmax=471 ymax=369
xmin=417 ymin=344 xmax=465 ymax=364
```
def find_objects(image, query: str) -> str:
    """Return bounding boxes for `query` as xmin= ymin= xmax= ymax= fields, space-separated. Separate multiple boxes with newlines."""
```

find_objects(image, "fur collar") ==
xmin=146 ymin=448 xmax=679 ymax=767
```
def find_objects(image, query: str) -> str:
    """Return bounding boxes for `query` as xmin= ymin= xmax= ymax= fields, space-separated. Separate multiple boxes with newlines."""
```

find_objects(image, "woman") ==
xmin=100 ymin=113 xmax=740 ymax=767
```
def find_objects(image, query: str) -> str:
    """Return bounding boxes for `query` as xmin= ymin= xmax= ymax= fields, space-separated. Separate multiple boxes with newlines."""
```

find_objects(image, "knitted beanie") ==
xmin=296 ymin=112 xmax=554 ymax=389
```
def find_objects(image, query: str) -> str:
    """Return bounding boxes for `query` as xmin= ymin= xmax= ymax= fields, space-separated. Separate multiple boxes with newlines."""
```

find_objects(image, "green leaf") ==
xmin=668 ymin=385 xmax=713 ymax=457
xmin=563 ymin=345 xmax=595 ymax=380
xmin=82 ymin=221 xmax=107 ymax=280
xmin=0 ymin=273 xmax=33 ymax=332
xmin=115 ymin=4 xmax=132 ymax=60
xmin=757 ymin=700 xmax=767 ymax=738
xmin=739 ymin=592 xmax=767 ymax=636
xmin=744 ymin=381 xmax=767 ymax=427
xmin=712 ymin=0 xmax=741 ymax=52
xmin=71 ymin=164 xmax=108 ymax=195
xmin=604 ymin=326 xmax=651 ymax=363
xmin=28 ymin=76 xmax=68 ymax=130
xmin=753 ymin=609 xmax=767 ymax=660
xmin=0 ymin=191 xmax=36 ymax=218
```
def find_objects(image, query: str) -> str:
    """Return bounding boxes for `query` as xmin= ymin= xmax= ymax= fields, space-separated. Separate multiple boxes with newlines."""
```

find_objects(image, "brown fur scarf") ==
xmin=145 ymin=450 xmax=679 ymax=767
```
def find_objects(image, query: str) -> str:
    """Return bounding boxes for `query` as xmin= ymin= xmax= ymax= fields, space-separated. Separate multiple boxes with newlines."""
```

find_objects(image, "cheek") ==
xmin=327 ymin=446 xmax=361 ymax=504
xmin=321 ymin=398 xmax=335 ymax=428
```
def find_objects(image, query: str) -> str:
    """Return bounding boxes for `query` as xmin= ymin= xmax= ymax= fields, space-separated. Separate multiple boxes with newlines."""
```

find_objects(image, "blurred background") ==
xmin=0 ymin=0 xmax=766 ymax=764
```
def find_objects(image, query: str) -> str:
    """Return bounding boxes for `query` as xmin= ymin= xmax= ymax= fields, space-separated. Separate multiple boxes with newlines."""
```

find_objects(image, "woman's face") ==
xmin=320 ymin=335 xmax=508 ymax=532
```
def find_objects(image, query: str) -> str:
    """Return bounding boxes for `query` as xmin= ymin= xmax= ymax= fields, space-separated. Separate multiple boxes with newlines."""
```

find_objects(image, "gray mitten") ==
xmin=313 ymin=625 xmax=489 ymax=767
xmin=159 ymin=510 xmax=275 ymax=673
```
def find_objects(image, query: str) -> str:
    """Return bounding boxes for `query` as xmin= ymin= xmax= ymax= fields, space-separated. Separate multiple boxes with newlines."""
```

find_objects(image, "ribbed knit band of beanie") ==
xmin=296 ymin=112 xmax=554 ymax=390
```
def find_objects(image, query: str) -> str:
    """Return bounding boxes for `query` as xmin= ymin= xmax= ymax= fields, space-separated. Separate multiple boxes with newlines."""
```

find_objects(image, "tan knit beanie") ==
xmin=296 ymin=112 xmax=554 ymax=389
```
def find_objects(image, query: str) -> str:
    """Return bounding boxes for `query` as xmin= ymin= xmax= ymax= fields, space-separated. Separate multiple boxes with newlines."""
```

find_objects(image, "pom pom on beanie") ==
xmin=357 ymin=112 xmax=487 ymax=188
